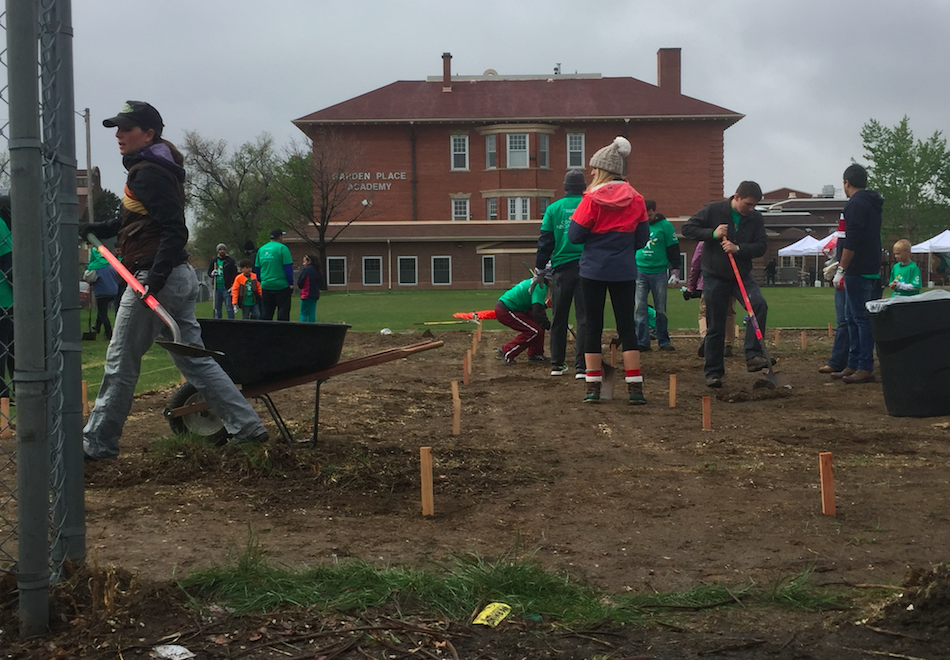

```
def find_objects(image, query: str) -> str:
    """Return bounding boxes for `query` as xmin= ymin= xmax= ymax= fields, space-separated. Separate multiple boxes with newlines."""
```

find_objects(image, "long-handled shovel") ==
xmin=727 ymin=252 xmax=779 ymax=388
xmin=83 ymin=233 xmax=223 ymax=358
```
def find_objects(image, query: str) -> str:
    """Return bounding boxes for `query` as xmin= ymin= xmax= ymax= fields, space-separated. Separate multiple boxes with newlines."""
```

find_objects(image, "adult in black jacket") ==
xmin=682 ymin=181 xmax=769 ymax=387
xmin=207 ymin=243 xmax=237 ymax=319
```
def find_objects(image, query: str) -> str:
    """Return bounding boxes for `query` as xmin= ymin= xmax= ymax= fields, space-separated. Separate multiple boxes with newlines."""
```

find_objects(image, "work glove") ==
xmin=668 ymin=270 xmax=680 ymax=286
xmin=832 ymin=267 xmax=845 ymax=291
xmin=210 ymin=268 xmax=219 ymax=277
xmin=78 ymin=222 xmax=105 ymax=242
xmin=528 ymin=267 xmax=545 ymax=294
xmin=822 ymin=260 xmax=839 ymax=281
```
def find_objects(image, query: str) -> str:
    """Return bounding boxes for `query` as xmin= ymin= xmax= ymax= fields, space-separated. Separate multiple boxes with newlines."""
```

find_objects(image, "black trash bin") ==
xmin=868 ymin=290 xmax=950 ymax=417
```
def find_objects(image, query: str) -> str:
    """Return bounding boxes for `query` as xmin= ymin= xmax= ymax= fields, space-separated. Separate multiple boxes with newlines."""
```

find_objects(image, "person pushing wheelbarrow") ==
xmin=79 ymin=101 xmax=268 ymax=461
xmin=682 ymin=181 xmax=774 ymax=389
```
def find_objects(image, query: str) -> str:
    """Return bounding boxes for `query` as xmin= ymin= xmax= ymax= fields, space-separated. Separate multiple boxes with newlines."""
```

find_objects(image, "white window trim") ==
xmin=485 ymin=134 xmax=496 ymax=169
xmin=538 ymin=133 xmax=549 ymax=169
xmin=506 ymin=133 xmax=529 ymax=169
xmin=362 ymin=256 xmax=383 ymax=287
xmin=481 ymin=255 xmax=496 ymax=285
xmin=326 ymin=256 xmax=347 ymax=287
xmin=452 ymin=197 xmax=470 ymax=221
xmin=431 ymin=255 xmax=452 ymax=286
xmin=486 ymin=197 xmax=498 ymax=221
xmin=567 ymin=132 xmax=585 ymax=169
xmin=507 ymin=196 xmax=530 ymax=220
xmin=397 ymin=256 xmax=418 ymax=286
xmin=451 ymin=134 xmax=469 ymax=171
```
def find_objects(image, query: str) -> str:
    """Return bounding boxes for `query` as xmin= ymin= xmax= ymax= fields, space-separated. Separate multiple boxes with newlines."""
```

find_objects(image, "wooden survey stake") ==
xmin=702 ymin=396 xmax=711 ymax=430
xmin=472 ymin=333 xmax=478 ymax=356
xmin=81 ymin=380 xmax=89 ymax=415
xmin=0 ymin=397 xmax=9 ymax=438
xmin=669 ymin=374 xmax=677 ymax=408
xmin=774 ymin=328 xmax=781 ymax=344
xmin=819 ymin=452 xmax=835 ymax=515
xmin=420 ymin=446 xmax=434 ymax=516
xmin=451 ymin=380 xmax=461 ymax=436
xmin=828 ymin=322 xmax=833 ymax=338
xmin=462 ymin=353 xmax=470 ymax=386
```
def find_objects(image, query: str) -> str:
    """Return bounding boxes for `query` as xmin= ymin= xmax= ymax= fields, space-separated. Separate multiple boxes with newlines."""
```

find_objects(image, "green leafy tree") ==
xmin=860 ymin=116 xmax=950 ymax=241
xmin=92 ymin=187 xmax=121 ymax=223
xmin=183 ymin=131 xmax=277 ymax=258
xmin=267 ymin=132 xmax=374 ymax=282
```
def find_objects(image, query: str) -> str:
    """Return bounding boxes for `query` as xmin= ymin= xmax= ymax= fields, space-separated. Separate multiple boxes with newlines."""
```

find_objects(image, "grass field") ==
xmin=80 ymin=286 xmax=851 ymax=398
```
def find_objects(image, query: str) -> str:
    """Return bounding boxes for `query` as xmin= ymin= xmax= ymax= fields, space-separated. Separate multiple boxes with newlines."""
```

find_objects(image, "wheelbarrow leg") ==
xmin=305 ymin=379 xmax=326 ymax=448
xmin=255 ymin=393 xmax=294 ymax=446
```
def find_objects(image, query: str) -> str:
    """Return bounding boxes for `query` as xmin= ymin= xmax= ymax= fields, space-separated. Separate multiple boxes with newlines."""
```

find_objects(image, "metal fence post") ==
xmin=8 ymin=0 xmax=53 ymax=637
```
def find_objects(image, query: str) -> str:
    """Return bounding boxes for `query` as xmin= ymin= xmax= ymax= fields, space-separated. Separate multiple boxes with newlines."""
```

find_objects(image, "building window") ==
xmin=327 ymin=256 xmax=347 ymax=286
xmin=452 ymin=198 xmax=470 ymax=221
xmin=482 ymin=255 xmax=495 ymax=285
xmin=77 ymin=176 xmax=88 ymax=188
xmin=451 ymin=135 xmax=468 ymax=170
xmin=432 ymin=256 xmax=452 ymax=286
xmin=538 ymin=134 xmax=549 ymax=168
xmin=508 ymin=196 xmax=529 ymax=220
xmin=567 ymin=133 xmax=585 ymax=168
xmin=486 ymin=197 xmax=498 ymax=221
xmin=507 ymin=133 xmax=528 ymax=169
xmin=362 ymin=256 xmax=383 ymax=286
xmin=485 ymin=134 xmax=496 ymax=169
xmin=398 ymin=256 xmax=417 ymax=286
xmin=538 ymin=197 xmax=551 ymax=216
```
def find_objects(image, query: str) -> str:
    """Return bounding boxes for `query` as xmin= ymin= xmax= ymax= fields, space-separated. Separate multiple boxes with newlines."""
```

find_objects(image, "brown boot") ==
xmin=830 ymin=367 xmax=856 ymax=380
xmin=583 ymin=380 xmax=601 ymax=403
xmin=627 ymin=381 xmax=647 ymax=405
xmin=842 ymin=369 xmax=875 ymax=384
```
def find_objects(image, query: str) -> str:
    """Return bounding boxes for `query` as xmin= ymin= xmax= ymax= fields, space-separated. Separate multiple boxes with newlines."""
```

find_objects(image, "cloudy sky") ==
xmin=69 ymin=0 xmax=950 ymax=202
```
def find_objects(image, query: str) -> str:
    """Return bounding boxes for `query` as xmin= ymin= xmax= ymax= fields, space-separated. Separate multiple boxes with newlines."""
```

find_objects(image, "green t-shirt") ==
xmin=254 ymin=240 xmax=293 ymax=291
xmin=498 ymin=278 xmax=547 ymax=313
xmin=0 ymin=221 xmax=11 ymax=308
xmin=540 ymin=194 xmax=583 ymax=268
xmin=215 ymin=258 xmax=226 ymax=290
xmin=636 ymin=218 xmax=679 ymax=273
xmin=731 ymin=208 xmax=742 ymax=229
xmin=242 ymin=277 xmax=257 ymax=306
xmin=889 ymin=261 xmax=921 ymax=296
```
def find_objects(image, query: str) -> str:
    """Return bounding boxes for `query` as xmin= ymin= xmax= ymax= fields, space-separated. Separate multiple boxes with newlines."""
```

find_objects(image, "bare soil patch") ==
xmin=5 ymin=328 xmax=950 ymax=658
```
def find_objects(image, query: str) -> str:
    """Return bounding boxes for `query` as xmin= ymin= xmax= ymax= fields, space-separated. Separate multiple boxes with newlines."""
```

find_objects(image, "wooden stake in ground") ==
xmin=801 ymin=330 xmax=807 ymax=350
xmin=819 ymin=452 xmax=835 ymax=515
xmin=774 ymin=328 xmax=781 ymax=345
xmin=471 ymin=332 xmax=477 ymax=356
xmin=451 ymin=380 xmax=461 ymax=436
xmin=420 ymin=446 xmax=434 ymax=516
xmin=669 ymin=374 xmax=677 ymax=408
xmin=702 ymin=396 xmax=711 ymax=430
xmin=0 ymin=397 xmax=9 ymax=438
xmin=828 ymin=322 xmax=834 ymax=338
xmin=462 ymin=352 xmax=470 ymax=386
xmin=81 ymin=380 xmax=89 ymax=416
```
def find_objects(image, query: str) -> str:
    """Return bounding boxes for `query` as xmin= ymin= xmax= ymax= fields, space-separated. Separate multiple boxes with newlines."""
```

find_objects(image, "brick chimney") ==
xmin=442 ymin=52 xmax=452 ymax=92
xmin=657 ymin=48 xmax=681 ymax=94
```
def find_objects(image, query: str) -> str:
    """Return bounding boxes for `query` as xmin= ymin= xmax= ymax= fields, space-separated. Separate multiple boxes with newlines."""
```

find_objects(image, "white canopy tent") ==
xmin=911 ymin=229 xmax=950 ymax=285
xmin=778 ymin=235 xmax=825 ymax=286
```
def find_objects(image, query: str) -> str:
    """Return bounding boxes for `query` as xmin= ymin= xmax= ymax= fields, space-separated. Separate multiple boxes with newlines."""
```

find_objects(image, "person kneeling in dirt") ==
xmin=80 ymin=101 xmax=268 ymax=461
xmin=495 ymin=273 xmax=551 ymax=364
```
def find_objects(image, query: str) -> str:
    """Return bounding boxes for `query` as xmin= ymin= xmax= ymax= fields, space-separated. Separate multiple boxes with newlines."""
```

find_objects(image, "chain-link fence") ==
xmin=1 ymin=0 xmax=85 ymax=636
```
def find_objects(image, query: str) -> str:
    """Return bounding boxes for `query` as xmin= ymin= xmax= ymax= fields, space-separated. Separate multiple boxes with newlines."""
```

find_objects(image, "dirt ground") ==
xmin=5 ymin=327 xmax=950 ymax=658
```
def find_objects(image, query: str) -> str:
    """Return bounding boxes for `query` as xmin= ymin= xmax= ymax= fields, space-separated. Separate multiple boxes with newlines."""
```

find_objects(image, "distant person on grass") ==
xmin=207 ymin=242 xmax=236 ymax=319
xmin=495 ymin=274 xmax=551 ymax=365
xmin=81 ymin=101 xmax=267 ymax=461
xmin=231 ymin=259 xmax=262 ymax=319
xmin=255 ymin=228 xmax=294 ymax=321
xmin=296 ymin=254 xmax=323 ymax=323
xmin=634 ymin=199 xmax=680 ymax=352
xmin=888 ymin=239 xmax=921 ymax=297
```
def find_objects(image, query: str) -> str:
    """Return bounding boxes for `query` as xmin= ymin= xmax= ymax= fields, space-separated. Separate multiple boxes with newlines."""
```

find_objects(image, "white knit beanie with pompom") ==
xmin=589 ymin=136 xmax=631 ymax=176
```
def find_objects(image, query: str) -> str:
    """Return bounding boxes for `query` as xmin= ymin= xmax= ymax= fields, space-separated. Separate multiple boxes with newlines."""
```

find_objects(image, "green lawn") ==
xmin=80 ymin=285 xmax=890 ymax=398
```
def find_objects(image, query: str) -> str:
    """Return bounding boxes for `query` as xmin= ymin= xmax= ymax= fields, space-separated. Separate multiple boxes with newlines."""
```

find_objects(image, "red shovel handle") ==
xmin=727 ymin=252 xmax=763 ymax=341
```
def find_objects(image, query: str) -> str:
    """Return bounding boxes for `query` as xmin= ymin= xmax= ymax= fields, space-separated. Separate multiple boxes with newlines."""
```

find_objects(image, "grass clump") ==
xmin=179 ymin=537 xmax=850 ymax=626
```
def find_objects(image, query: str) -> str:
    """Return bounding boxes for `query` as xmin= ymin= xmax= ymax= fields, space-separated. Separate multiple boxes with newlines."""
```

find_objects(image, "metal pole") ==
xmin=8 ymin=0 xmax=52 ymax=637
xmin=84 ymin=108 xmax=93 ymax=222
xmin=45 ymin=0 xmax=85 ymax=571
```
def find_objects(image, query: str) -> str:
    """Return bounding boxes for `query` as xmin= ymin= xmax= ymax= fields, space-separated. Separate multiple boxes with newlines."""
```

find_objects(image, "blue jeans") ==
xmin=635 ymin=270 xmax=670 ymax=347
xmin=83 ymin=265 xmax=266 ymax=459
xmin=844 ymin=274 xmax=877 ymax=372
xmin=213 ymin=287 xmax=234 ymax=319
xmin=826 ymin=287 xmax=849 ymax=371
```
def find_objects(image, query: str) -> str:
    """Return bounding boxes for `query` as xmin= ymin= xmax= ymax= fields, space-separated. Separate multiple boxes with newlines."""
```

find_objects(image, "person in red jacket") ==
xmin=567 ymin=136 xmax=650 ymax=404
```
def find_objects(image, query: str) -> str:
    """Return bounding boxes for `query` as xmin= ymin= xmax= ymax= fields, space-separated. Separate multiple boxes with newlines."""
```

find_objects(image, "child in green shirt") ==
xmin=888 ymin=239 xmax=921 ymax=297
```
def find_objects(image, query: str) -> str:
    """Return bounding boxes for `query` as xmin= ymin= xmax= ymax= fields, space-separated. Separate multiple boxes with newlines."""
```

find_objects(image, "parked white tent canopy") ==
xmin=911 ymin=229 xmax=950 ymax=285
xmin=778 ymin=235 xmax=824 ymax=286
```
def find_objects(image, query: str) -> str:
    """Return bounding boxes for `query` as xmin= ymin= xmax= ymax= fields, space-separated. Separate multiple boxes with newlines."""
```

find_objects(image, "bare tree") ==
xmin=183 ymin=131 xmax=277 ymax=257
xmin=268 ymin=130 xmax=375 ymax=278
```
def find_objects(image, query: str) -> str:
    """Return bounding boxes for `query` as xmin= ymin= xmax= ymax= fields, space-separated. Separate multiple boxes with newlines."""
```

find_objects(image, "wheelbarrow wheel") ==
xmin=167 ymin=382 xmax=228 ymax=445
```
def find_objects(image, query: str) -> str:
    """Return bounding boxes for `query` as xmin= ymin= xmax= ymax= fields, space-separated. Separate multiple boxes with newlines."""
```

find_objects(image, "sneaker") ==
xmin=575 ymin=370 xmax=587 ymax=380
xmin=496 ymin=348 xmax=505 ymax=359
xmin=723 ymin=345 xmax=733 ymax=357
xmin=527 ymin=354 xmax=548 ymax=363
xmin=627 ymin=381 xmax=647 ymax=405
xmin=583 ymin=380 xmax=601 ymax=403
xmin=831 ymin=367 xmax=856 ymax=380
xmin=706 ymin=376 xmax=723 ymax=388
xmin=637 ymin=344 xmax=651 ymax=352
xmin=550 ymin=364 xmax=569 ymax=376
xmin=746 ymin=355 xmax=769 ymax=373
xmin=659 ymin=344 xmax=675 ymax=352
xmin=842 ymin=369 xmax=875 ymax=384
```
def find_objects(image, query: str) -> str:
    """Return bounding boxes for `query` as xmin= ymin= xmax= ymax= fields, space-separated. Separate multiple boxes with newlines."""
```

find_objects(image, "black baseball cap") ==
xmin=102 ymin=101 xmax=164 ymax=134
xmin=270 ymin=228 xmax=286 ymax=239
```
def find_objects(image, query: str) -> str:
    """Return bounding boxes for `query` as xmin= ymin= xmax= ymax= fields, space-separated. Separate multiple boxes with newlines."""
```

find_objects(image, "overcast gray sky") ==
xmin=71 ymin=0 xmax=950 ymax=205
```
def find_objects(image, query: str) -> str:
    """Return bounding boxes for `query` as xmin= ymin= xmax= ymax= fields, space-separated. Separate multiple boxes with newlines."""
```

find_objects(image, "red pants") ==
xmin=495 ymin=302 xmax=545 ymax=361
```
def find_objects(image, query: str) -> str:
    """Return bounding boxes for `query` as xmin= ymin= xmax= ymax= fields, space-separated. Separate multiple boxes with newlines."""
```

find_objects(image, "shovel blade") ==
xmin=600 ymin=361 xmax=616 ymax=400
xmin=156 ymin=338 xmax=224 ymax=359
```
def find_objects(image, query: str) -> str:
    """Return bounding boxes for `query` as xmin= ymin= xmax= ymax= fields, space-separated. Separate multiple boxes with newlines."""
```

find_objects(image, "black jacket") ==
xmin=841 ymin=189 xmax=883 ymax=276
xmin=208 ymin=255 xmax=238 ymax=289
xmin=682 ymin=198 xmax=767 ymax=280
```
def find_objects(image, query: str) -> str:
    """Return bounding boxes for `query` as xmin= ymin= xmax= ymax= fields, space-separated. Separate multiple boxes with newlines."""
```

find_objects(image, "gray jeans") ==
xmin=83 ymin=264 xmax=266 ymax=459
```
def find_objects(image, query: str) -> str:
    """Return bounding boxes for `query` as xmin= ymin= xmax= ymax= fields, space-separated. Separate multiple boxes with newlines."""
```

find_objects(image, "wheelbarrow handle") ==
xmin=83 ymin=233 xmax=184 ymax=345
